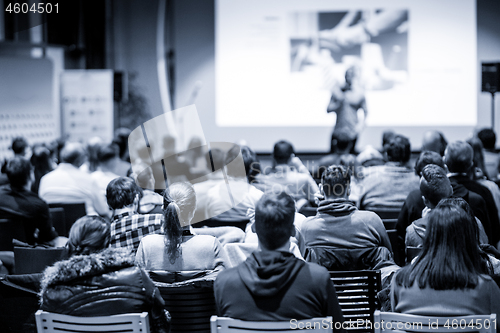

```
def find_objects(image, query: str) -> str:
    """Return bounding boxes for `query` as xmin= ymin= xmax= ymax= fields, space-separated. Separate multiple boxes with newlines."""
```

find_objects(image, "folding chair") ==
xmin=210 ymin=316 xmax=333 ymax=332
xmin=374 ymin=311 xmax=496 ymax=333
xmin=35 ymin=310 xmax=150 ymax=333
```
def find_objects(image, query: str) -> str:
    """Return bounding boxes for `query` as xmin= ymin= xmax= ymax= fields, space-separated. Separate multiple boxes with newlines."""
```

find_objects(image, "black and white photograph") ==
xmin=1 ymin=0 xmax=500 ymax=332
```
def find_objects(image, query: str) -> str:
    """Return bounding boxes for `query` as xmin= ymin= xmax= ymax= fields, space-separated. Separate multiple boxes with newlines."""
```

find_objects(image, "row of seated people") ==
xmin=35 ymin=179 xmax=500 ymax=333
xmin=2 ymin=128 xmax=500 ymax=328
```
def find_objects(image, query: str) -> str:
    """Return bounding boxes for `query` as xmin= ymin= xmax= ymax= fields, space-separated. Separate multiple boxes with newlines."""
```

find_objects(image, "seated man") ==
xmin=0 ymin=157 xmax=65 ymax=246
xmin=477 ymin=128 xmax=498 ymax=180
xmin=359 ymin=135 xmax=420 ymax=210
xmin=39 ymin=142 xmax=109 ymax=216
xmin=421 ymin=130 xmax=447 ymax=156
xmin=254 ymin=140 xmax=318 ymax=209
xmin=302 ymin=165 xmax=394 ymax=272
xmin=406 ymin=164 xmax=488 ymax=261
xmin=445 ymin=141 xmax=500 ymax=247
xmin=214 ymin=191 xmax=344 ymax=327
xmin=107 ymin=177 xmax=163 ymax=252
xmin=206 ymin=145 xmax=263 ymax=221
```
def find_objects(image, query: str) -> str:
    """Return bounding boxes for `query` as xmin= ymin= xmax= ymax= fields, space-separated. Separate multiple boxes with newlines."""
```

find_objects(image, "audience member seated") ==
xmin=302 ymin=165 xmax=395 ymax=274
xmin=421 ymin=130 xmax=448 ymax=156
xmin=406 ymin=166 xmax=488 ymax=258
xmin=39 ymin=142 xmax=109 ymax=216
xmin=206 ymin=145 xmax=263 ymax=221
xmin=30 ymin=145 xmax=56 ymax=194
xmin=134 ymin=166 xmax=164 ymax=214
xmin=136 ymin=182 xmax=229 ymax=271
xmin=11 ymin=136 xmax=32 ymax=159
xmin=254 ymin=140 xmax=318 ymax=209
xmin=468 ymin=137 xmax=500 ymax=222
xmin=39 ymin=216 xmax=170 ymax=333
xmin=90 ymin=143 xmax=130 ymax=217
xmin=0 ymin=136 xmax=32 ymax=186
xmin=192 ymin=148 xmax=225 ymax=223
xmin=444 ymin=141 xmax=500 ymax=247
xmin=396 ymin=151 xmax=448 ymax=260
xmin=107 ymin=177 xmax=163 ymax=252
xmin=184 ymin=136 xmax=209 ymax=179
xmin=80 ymin=136 xmax=102 ymax=173
xmin=214 ymin=191 xmax=344 ymax=327
xmin=313 ymin=130 xmax=357 ymax=179
xmin=113 ymin=127 xmax=132 ymax=162
xmin=478 ymin=128 xmax=498 ymax=180
xmin=391 ymin=202 xmax=500 ymax=316
xmin=0 ymin=157 xmax=65 ymax=246
xmin=359 ymin=135 xmax=419 ymax=210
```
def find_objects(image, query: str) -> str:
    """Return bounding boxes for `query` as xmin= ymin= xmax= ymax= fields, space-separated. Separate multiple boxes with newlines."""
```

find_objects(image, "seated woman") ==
xmin=136 ymin=182 xmax=229 ymax=271
xmin=391 ymin=201 xmax=500 ymax=316
xmin=39 ymin=216 xmax=170 ymax=333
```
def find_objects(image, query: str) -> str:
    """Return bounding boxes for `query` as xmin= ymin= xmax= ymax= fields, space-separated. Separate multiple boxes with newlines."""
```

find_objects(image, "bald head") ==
xmin=444 ymin=141 xmax=473 ymax=174
xmin=422 ymin=130 xmax=447 ymax=156
xmin=60 ymin=142 xmax=87 ymax=167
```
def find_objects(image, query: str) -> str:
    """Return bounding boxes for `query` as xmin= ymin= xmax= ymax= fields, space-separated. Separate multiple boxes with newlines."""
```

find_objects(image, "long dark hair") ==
xmin=163 ymin=182 xmax=196 ymax=263
xmin=396 ymin=201 xmax=488 ymax=290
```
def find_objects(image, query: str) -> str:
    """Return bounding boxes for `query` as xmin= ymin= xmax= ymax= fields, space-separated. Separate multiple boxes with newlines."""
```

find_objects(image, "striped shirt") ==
xmin=110 ymin=212 xmax=164 ymax=252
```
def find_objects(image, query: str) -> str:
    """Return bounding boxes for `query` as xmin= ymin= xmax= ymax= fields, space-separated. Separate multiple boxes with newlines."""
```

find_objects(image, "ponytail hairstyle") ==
xmin=163 ymin=182 xmax=196 ymax=263
xmin=67 ymin=216 xmax=110 ymax=256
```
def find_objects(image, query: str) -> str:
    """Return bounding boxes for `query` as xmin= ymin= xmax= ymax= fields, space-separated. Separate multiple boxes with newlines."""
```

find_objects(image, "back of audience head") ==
xmin=31 ymin=145 xmax=54 ymax=175
xmin=331 ymin=130 xmax=354 ymax=154
xmin=321 ymin=165 xmax=351 ymax=199
xmin=466 ymin=137 xmax=488 ymax=179
xmin=12 ymin=136 xmax=31 ymax=158
xmin=113 ymin=127 xmax=132 ymax=161
xmin=382 ymin=130 xmax=395 ymax=153
xmin=205 ymin=148 xmax=225 ymax=171
xmin=273 ymin=140 xmax=294 ymax=165
xmin=60 ymin=142 xmax=87 ymax=168
xmin=5 ymin=156 xmax=32 ymax=190
xmin=422 ymin=130 xmax=448 ymax=156
xmin=106 ymin=177 xmax=144 ymax=210
xmin=255 ymin=191 xmax=295 ymax=251
xmin=97 ymin=143 xmax=120 ymax=165
xmin=162 ymin=182 xmax=196 ymax=263
xmin=414 ymin=151 xmax=446 ymax=176
xmin=420 ymin=164 xmax=452 ymax=208
xmin=225 ymin=145 xmax=259 ymax=182
xmin=86 ymin=137 xmax=103 ymax=172
xmin=67 ymin=216 xmax=110 ymax=256
xmin=397 ymin=202 xmax=486 ymax=289
xmin=477 ymin=128 xmax=496 ymax=151
xmin=386 ymin=135 xmax=411 ymax=164
xmin=444 ymin=141 xmax=473 ymax=174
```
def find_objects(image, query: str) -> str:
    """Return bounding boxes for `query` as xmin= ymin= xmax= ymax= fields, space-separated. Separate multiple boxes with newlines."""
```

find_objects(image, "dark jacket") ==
xmin=39 ymin=248 xmax=170 ymax=333
xmin=215 ymin=250 xmax=344 ymax=331
xmin=449 ymin=176 xmax=497 ymax=245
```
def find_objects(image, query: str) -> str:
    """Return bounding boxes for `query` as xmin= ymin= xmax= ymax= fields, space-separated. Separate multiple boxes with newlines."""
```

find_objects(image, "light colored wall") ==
xmin=115 ymin=0 xmax=500 ymax=152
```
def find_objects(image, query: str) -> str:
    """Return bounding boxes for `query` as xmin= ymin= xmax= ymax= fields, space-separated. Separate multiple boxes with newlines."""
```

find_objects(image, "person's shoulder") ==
xmin=215 ymin=266 xmax=240 ymax=286
xmin=303 ymin=261 xmax=331 ymax=282
xmin=354 ymin=210 xmax=382 ymax=223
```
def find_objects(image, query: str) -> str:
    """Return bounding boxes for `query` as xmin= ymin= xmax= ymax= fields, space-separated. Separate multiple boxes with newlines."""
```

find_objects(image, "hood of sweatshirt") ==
xmin=317 ymin=198 xmax=357 ymax=217
xmin=237 ymin=251 xmax=305 ymax=297
xmin=412 ymin=217 xmax=428 ymax=240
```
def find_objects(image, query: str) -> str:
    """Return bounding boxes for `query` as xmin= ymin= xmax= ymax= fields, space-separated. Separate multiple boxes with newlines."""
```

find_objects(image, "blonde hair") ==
xmin=163 ymin=182 xmax=196 ymax=263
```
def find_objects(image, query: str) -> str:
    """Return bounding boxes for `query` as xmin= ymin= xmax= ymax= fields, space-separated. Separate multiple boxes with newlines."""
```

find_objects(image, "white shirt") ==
xmin=39 ymin=163 xmax=109 ymax=216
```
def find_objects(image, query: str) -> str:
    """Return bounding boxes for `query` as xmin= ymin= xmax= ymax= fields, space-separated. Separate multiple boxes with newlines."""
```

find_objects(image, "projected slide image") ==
xmin=289 ymin=9 xmax=409 ymax=92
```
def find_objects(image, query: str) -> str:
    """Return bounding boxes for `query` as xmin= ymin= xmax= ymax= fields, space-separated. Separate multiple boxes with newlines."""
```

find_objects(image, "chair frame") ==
xmin=330 ymin=270 xmax=381 ymax=332
xmin=374 ymin=311 xmax=496 ymax=333
xmin=210 ymin=316 xmax=333 ymax=332
xmin=35 ymin=310 xmax=150 ymax=333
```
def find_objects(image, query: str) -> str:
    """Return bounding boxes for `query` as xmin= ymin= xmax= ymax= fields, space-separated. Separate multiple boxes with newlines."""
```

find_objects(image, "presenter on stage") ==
xmin=327 ymin=66 xmax=367 ymax=153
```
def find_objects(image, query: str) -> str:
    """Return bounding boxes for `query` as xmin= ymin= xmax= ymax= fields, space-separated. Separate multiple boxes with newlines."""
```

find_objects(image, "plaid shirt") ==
xmin=110 ymin=211 xmax=164 ymax=252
